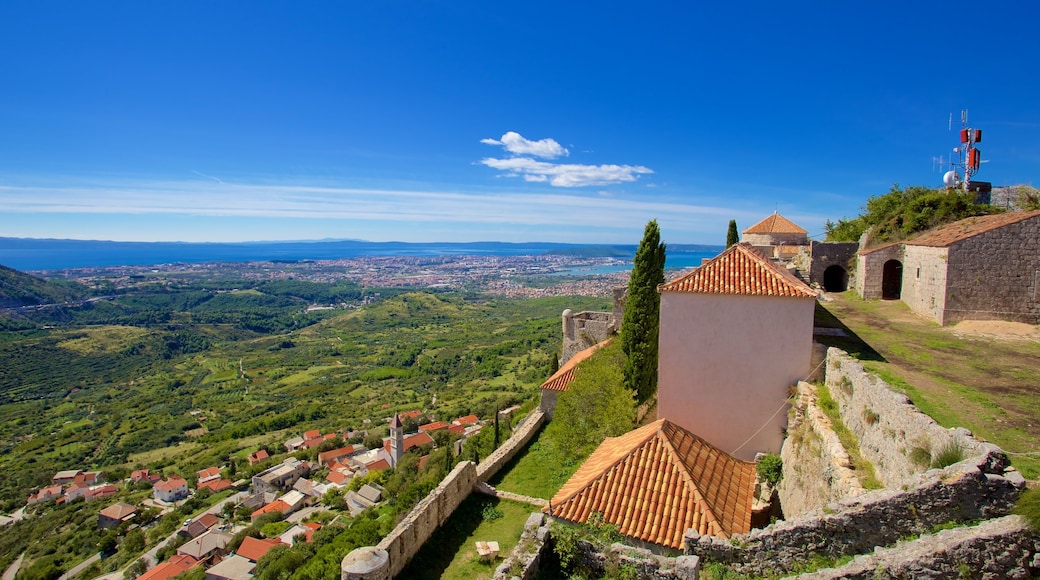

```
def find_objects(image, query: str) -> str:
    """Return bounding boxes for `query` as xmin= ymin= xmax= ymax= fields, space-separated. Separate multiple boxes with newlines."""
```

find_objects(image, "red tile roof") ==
xmin=303 ymin=429 xmax=321 ymax=440
xmin=905 ymin=209 xmax=1040 ymax=247
xmin=399 ymin=409 xmax=423 ymax=420
xmin=196 ymin=467 xmax=221 ymax=482
xmin=198 ymin=479 xmax=232 ymax=493
xmin=419 ymin=421 xmax=449 ymax=432
xmin=327 ymin=470 xmax=350 ymax=485
xmin=251 ymin=499 xmax=289 ymax=520
xmin=366 ymin=458 xmax=391 ymax=472
xmin=453 ymin=414 xmax=479 ymax=426
xmin=237 ymin=536 xmax=283 ymax=562
xmin=155 ymin=477 xmax=187 ymax=493
xmin=448 ymin=424 xmax=466 ymax=436
xmin=547 ymin=419 xmax=757 ymax=549
xmin=318 ymin=445 xmax=357 ymax=466
xmin=742 ymin=212 xmax=807 ymax=235
xmin=98 ymin=502 xmax=138 ymax=520
xmin=382 ymin=431 xmax=434 ymax=455
xmin=539 ymin=338 xmax=613 ymax=393
xmin=659 ymin=243 xmax=817 ymax=298
xmin=136 ymin=555 xmax=198 ymax=580
xmin=248 ymin=449 xmax=270 ymax=465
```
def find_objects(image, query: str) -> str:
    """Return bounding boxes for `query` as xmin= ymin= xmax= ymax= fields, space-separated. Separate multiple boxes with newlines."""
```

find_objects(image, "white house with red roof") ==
xmin=196 ymin=466 xmax=221 ymax=485
xmin=154 ymin=476 xmax=190 ymax=503
xmin=657 ymin=242 xmax=818 ymax=460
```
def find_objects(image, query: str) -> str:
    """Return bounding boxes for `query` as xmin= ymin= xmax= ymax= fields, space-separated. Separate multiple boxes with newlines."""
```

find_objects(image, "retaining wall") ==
xmin=824 ymin=348 xmax=985 ymax=488
xmin=375 ymin=461 xmax=479 ymax=578
xmin=778 ymin=382 xmax=866 ymax=518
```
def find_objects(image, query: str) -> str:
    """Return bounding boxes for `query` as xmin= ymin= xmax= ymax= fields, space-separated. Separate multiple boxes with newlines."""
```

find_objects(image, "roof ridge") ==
xmin=656 ymin=430 xmax=724 ymax=538
xmin=659 ymin=243 xmax=817 ymax=298
xmin=548 ymin=419 xmax=664 ymax=509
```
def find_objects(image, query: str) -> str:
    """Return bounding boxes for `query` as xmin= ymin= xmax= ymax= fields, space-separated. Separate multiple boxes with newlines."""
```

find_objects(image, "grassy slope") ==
xmin=815 ymin=293 xmax=1040 ymax=479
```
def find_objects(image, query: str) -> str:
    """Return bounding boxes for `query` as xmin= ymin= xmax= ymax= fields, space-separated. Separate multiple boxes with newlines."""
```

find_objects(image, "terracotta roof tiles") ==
xmin=659 ymin=243 xmax=817 ymax=298
xmin=905 ymin=210 xmax=1040 ymax=247
xmin=742 ymin=212 xmax=807 ymax=235
xmin=539 ymin=338 xmax=613 ymax=392
xmin=547 ymin=419 xmax=757 ymax=549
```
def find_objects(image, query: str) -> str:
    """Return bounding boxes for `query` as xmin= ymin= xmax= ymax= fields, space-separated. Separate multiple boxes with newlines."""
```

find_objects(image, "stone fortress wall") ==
xmin=342 ymin=409 xmax=547 ymax=579
xmin=686 ymin=347 xmax=1029 ymax=578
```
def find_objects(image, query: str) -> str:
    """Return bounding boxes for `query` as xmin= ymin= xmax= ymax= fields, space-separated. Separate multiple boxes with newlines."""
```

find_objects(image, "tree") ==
xmin=549 ymin=352 xmax=559 ymax=376
xmin=726 ymin=219 xmax=739 ymax=247
xmin=621 ymin=220 xmax=666 ymax=404
xmin=1014 ymin=185 xmax=1040 ymax=211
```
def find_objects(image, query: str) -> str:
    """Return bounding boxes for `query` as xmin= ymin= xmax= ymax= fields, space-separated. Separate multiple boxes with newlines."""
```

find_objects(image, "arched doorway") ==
xmin=822 ymin=265 xmax=848 ymax=292
xmin=882 ymin=260 xmax=903 ymax=300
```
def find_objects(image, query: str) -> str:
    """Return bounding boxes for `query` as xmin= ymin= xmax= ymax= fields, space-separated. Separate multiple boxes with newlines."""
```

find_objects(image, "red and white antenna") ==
xmin=940 ymin=109 xmax=984 ymax=191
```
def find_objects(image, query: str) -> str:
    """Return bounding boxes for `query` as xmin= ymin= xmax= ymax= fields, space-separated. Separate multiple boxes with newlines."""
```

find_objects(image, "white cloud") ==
xmin=480 ymin=131 xmax=568 ymax=159
xmin=480 ymin=157 xmax=653 ymax=187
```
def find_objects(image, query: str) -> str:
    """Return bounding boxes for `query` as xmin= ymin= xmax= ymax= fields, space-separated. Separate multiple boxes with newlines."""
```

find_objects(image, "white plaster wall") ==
xmin=899 ymin=246 xmax=949 ymax=324
xmin=657 ymin=293 xmax=816 ymax=461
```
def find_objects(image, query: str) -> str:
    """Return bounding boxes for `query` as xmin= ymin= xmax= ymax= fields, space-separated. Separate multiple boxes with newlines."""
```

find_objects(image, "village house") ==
xmin=137 ymin=554 xmax=199 ymax=580
xmin=154 ymin=476 xmax=190 ymax=503
xmin=176 ymin=529 xmax=233 ymax=565
xmin=98 ymin=502 xmax=138 ymax=529
xmin=548 ymin=419 xmax=757 ymax=551
xmin=27 ymin=484 xmax=63 ymax=505
xmin=247 ymin=449 xmax=269 ymax=466
xmin=657 ymin=242 xmax=818 ymax=460
xmin=180 ymin=512 xmax=220 ymax=539
xmin=131 ymin=468 xmax=162 ymax=486
xmin=85 ymin=484 xmax=118 ymax=502
xmin=51 ymin=470 xmax=82 ymax=485
xmin=317 ymin=444 xmax=361 ymax=468
xmin=198 ymin=477 xmax=232 ymax=493
xmin=203 ymin=555 xmax=254 ymax=580
xmin=856 ymin=209 xmax=1040 ymax=325
xmin=277 ymin=521 xmax=320 ymax=546
xmin=251 ymin=458 xmax=310 ymax=495
xmin=196 ymin=466 xmax=221 ymax=485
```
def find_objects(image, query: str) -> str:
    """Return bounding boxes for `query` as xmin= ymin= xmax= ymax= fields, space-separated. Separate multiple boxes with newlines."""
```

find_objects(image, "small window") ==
xmin=916 ymin=268 xmax=921 ymax=279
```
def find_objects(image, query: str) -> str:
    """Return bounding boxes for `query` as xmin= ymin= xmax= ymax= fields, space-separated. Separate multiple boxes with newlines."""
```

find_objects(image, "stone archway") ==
xmin=822 ymin=265 xmax=848 ymax=292
xmin=882 ymin=260 xmax=903 ymax=300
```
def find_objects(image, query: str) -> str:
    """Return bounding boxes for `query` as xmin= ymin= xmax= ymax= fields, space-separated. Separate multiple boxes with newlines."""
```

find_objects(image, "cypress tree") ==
xmin=621 ymin=220 xmax=666 ymax=404
xmin=493 ymin=407 xmax=500 ymax=448
xmin=726 ymin=219 xmax=739 ymax=247
xmin=549 ymin=352 xmax=559 ymax=376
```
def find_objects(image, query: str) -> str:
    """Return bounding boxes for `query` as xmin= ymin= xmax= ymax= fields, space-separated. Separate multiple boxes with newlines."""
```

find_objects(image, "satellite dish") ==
xmin=943 ymin=170 xmax=960 ymax=187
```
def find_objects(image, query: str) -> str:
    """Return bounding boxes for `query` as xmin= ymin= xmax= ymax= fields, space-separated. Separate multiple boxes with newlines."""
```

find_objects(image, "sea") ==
xmin=0 ymin=237 xmax=722 ymax=273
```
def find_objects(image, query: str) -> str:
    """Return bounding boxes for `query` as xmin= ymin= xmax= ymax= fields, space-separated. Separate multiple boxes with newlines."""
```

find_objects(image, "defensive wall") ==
xmin=342 ymin=409 xmax=546 ymax=579
xmin=561 ymin=310 xmax=615 ymax=363
xmin=685 ymin=347 xmax=1026 ymax=577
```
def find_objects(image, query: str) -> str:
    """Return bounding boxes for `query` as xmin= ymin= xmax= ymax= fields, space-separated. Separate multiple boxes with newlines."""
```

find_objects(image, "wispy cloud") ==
xmin=480 ymin=131 xmax=568 ymax=159
xmin=479 ymin=131 xmax=652 ymax=187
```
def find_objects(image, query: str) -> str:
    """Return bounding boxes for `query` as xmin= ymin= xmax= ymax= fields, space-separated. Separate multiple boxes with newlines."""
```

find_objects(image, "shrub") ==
xmin=862 ymin=408 xmax=879 ymax=426
xmin=757 ymin=453 xmax=783 ymax=486
xmin=908 ymin=446 xmax=932 ymax=468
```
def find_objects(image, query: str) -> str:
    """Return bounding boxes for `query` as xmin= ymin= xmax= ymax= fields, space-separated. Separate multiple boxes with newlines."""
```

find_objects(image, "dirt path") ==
xmin=816 ymin=293 xmax=1040 ymax=479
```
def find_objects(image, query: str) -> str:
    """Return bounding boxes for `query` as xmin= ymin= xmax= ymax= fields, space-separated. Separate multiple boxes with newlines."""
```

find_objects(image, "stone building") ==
xmin=741 ymin=212 xmax=809 ymax=261
xmin=857 ymin=210 xmax=1040 ymax=325
xmin=560 ymin=287 xmax=625 ymax=364
xmin=657 ymin=243 xmax=818 ymax=460
xmin=793 ymin=241 xmax=860 ymax=292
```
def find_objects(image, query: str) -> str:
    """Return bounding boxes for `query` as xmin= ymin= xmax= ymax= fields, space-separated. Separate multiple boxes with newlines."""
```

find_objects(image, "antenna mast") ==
xmin=939 ymin=109 xmax=983 ymax=191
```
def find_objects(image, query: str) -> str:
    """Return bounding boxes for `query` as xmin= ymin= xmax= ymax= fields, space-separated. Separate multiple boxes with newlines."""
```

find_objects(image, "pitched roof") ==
xmin=251 ymin=499 xmax=289 ymax=519
xmin=659 ymin=243 xmax=817 ymax=298
xmin=382 ymin=431 xmax=434 ymax=455
xmin=237 ymin=536 xmax=283 ymax=562
xmin=98 ymin=502 xmax=138 ymax=520
xmin=198 ymin=479 xmax=232 ymax=493
xmin=742 ymin=212 xmax=807 ymax=235
xmin=547 ymin=419 xmax=757 ymax=549
xmin=366 ymin=458 xmax=391 ymax=471
xmin=419 ymin=421 xmax=449 ymax=432
xmin=539 ymin=338 xmax=613 ymax=393
xmin=197 ymin=467 xmax=221 ymax=481
xmin=453 ymin=414 xmax=479 ymax=426
xmin=136 ymin=555 xmax=199 ymax=580
xmin=155 ymin=477 xmax=188 ymax=493
xmin=905 ymin=209 xmax=1040 ymax=247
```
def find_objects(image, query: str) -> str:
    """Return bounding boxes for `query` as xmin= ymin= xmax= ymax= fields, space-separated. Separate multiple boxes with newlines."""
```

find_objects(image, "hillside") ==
xmin=0 ymin=263 xmax=81 ymax=308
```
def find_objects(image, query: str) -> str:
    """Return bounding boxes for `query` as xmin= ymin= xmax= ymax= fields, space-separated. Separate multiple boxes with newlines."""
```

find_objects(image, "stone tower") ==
xmin=389 ymin=412 xmax=404 ymax=467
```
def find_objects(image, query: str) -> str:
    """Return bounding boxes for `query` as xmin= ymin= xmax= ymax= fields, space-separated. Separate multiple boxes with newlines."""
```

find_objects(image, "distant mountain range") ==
xmin=0 ymin=237 xmax=723 ymax=272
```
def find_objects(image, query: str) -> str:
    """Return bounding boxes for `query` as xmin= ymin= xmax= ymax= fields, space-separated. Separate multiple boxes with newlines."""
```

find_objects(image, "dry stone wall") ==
xmin=798 ymin=515 xmax=1039 ymax=580
xmin=778 ymin=382 xmax=866 ymax=518
xmin=476 ymin=409 xmax=545 ymax=482
xmin=825 ymin=348 xmax=986 ymax=488
xmin=371 ymin=461 xmax=479 ymax=579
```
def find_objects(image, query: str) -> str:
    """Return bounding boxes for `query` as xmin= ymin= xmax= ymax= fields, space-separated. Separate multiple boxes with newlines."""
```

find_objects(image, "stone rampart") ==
xmin=374 ymin=461 xmax=479 ymax=579
xmin=687 ymin=347 xmax=1027 ymax=577
xmin=687 ymin=448 xmax=1023 ymax=576
xmin=493 ymin=513 xmax=551 ymax=580
xmin=477 ymin=409 xmax=546 ymax=482
xmin=562 ymin=310 xmax=616 ymax=363
xmin=825 ymin=348 xmax=986 ymax=488
xmin=798 ymin=515 xmax=1039 ymax=580
xmin=778 ymin=382 xmax=866 ymax=518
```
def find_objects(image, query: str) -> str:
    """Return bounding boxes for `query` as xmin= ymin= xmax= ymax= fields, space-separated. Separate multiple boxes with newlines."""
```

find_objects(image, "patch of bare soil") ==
xmin=949 ymin=320 xmax=1040 ymax=342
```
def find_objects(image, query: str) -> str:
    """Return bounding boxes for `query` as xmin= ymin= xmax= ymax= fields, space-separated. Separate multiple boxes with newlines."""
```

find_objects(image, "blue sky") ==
xmin=2 ymin=2 xmax=1039 ymax=245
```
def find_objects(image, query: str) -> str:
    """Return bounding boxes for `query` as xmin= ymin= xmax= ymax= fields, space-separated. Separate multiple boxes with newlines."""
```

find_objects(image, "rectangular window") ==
xmin=916 ymin=268 xmax=921 ymax=279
